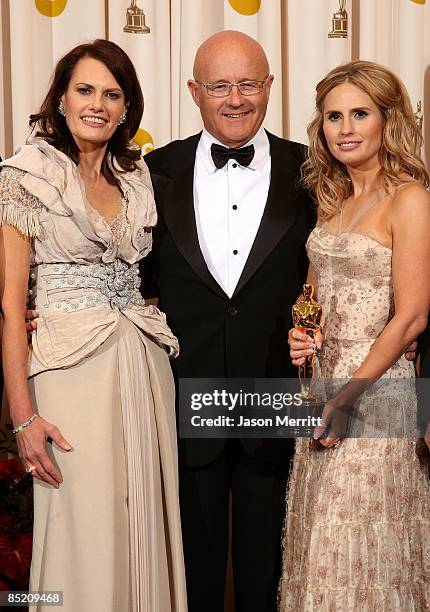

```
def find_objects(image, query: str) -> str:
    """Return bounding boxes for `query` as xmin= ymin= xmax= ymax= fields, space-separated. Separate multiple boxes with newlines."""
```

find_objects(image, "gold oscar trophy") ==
xmin=292 ymin=283 xmax=322 ymax=403
xmin=123 ymin=0 xmax=150 ymax=34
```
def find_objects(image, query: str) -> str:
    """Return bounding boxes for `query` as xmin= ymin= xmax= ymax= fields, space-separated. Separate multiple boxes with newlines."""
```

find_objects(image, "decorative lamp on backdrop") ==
xmin=328 ymin=0 xmax=348 ymax=39
xmin=123 ymin=0 xmax=150 ymax=34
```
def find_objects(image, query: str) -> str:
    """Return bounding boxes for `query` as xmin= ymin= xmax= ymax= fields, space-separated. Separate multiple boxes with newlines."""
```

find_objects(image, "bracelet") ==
xmin=12 ymin=413 xmax=38 ymax=434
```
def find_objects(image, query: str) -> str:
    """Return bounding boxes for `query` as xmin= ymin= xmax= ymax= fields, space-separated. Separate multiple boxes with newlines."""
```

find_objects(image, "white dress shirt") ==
xmin=194 ymin=127 xmax=271 ymax=297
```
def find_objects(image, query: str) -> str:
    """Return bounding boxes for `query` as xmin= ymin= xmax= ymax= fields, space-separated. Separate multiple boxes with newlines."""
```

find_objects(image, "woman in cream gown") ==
xmin=279 ymin=61 xmax=430 ymax=611
xmin=0 ymin=40 xmax=187 ymax=612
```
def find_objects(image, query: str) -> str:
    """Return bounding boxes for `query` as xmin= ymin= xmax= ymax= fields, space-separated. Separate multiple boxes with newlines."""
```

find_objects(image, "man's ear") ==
xmin=265 ymin=75 xmax=274 ymax=97
xmin=187 ymin=79 xmax=200 ymax=107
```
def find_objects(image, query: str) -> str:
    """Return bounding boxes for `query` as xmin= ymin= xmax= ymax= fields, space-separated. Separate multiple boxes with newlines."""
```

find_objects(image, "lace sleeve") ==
xmin=0 ymin=167 xmax=43 ymax=238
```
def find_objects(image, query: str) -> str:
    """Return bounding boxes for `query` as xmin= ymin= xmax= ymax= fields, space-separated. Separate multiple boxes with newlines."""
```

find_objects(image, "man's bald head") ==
xmin=193 ymin=31 xmax=270 ymax=83
xmin=188 ymin=31 xmax=273 ymax=148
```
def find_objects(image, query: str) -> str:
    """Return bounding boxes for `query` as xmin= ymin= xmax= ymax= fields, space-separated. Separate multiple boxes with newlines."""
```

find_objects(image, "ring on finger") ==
xmin=25 ymin=466 xmax=36 ymax=474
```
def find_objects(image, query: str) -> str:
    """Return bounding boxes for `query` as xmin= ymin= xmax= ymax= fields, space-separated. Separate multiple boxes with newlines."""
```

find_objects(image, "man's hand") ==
xmin=425 ymin=422 xmax=430 ymax=452
xmin=405 ymin=340 xmax=417 ymax=361
xmin=25 ymin=309 xmax=39 ymax=333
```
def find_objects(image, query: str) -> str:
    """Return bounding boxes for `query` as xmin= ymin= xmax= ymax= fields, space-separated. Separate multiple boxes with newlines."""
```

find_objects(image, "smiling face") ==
xmin=188 ymin=32 xmax=273 ymax=148
xmin=60 ymin=56 xmax=126 ymax=150
xmin=322 ymin=82 xmax=384 ymax=171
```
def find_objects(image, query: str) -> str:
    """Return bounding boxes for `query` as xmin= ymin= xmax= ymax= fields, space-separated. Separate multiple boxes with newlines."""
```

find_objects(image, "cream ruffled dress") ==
xmin=0 ymin=139 xmax=187 ymax=612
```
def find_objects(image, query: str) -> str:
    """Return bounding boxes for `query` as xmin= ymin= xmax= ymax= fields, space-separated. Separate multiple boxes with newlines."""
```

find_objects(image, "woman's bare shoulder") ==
xmin=391 ymin=180 xmax=430 ymax=213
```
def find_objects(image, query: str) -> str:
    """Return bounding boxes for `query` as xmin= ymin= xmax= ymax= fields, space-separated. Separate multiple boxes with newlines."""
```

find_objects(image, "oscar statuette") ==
xmin=292 ymin=283 xmax=323 ymax=404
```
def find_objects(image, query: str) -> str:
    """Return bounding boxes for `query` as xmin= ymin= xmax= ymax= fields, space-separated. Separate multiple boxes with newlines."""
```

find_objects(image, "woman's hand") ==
xmin=313 ymin=402 xmax=342 ymax=449
xmin=312 ymin=399 xmax=349 ymax=449
xmin=288 ymin=327 xmax=323 ymax=366
xmin=16 ymin=417 xmax=72 ymax=488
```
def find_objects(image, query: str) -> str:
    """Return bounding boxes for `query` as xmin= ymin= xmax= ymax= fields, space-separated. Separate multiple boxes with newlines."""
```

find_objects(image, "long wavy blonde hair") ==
xmin=302 ymin=60 xmax=429 ymax=220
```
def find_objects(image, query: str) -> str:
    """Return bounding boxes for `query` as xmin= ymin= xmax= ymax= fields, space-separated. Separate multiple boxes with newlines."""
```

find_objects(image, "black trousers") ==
xmin=179 ymin=440 xmax=291 ymax=612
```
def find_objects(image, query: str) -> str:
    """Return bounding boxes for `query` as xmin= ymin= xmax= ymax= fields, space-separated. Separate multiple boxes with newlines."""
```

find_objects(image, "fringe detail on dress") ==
xmin=0 ymin=166 xmax=43 ymax=238
xmin=0 ymin=203 xmax=42 ymax=238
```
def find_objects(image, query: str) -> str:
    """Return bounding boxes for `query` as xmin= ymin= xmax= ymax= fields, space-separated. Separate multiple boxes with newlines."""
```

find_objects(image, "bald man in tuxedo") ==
xmin=143 ymin=31 xmax=314 ymax=612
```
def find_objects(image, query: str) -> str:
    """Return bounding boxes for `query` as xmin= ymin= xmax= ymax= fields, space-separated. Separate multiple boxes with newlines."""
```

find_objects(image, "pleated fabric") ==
xmin=29 ymin=318 xmax=187 ymax=612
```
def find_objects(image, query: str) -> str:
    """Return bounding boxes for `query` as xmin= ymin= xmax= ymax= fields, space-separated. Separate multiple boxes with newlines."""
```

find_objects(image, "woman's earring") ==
xmin=118 ymin=110 xmax=127 ymax=126
xmin=58 ymin=102 xmax=66 ymax=117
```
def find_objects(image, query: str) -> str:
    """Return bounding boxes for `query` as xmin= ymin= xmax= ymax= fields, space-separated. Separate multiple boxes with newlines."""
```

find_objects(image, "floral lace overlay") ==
xmin=105 ymin=197 xmax=129 ymax=246
xmin=279 ymin=227 xmax=430 ymax=611
xmin=0 ymin=167 xmax=43 ymax=237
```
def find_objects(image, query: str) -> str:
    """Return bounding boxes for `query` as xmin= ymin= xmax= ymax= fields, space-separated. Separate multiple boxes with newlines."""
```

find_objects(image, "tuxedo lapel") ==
xmin=159 ymin=135 xmax=227 ymax=299
xmin=233 ymin=131 xmax=303 ymax=296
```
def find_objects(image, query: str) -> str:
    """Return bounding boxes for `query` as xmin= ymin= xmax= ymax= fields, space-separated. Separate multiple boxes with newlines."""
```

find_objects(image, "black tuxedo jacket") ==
xmin=420 ymin=326 xmax=430 ymax=377
xmin=144 ymin=131 xmax=316 ymax=466
xmin=418 ymin=323 xmax=430 ymax=442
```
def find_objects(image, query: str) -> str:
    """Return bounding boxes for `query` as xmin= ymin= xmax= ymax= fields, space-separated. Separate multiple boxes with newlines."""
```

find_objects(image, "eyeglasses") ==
xmin=195 ymin=77 xmax=269 ymax=98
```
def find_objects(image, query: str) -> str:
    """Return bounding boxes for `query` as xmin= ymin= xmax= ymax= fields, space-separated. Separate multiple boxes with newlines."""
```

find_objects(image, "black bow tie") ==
xmin=211 ymin=143 xmax=255 ymax=169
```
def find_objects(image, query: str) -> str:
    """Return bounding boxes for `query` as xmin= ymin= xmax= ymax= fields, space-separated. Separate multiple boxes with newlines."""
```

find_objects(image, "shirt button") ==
xmin=232 ymin=204 xmax=238 ymax=210
xmin=227 ymin=307 xmax=239 ymax=317
xmin=232 ymin=163 xmax=238 ymax=168
xmin=233 ymin=249 xmax=238 ymax=255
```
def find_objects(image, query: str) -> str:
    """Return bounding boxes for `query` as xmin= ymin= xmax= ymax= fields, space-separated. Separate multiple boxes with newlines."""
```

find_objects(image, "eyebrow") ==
xmin=208 ymin=77 xmax=257 ymax=83
xmin=74 ymin=81 xmax=123 ymax=92
xmin=324 ymin=106 xmax=372 ymax=115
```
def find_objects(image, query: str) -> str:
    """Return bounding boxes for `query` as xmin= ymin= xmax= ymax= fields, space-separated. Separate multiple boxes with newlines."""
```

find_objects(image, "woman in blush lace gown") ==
xmin=279 ymin=61 xmax=430 ymax=611
xmin=0 ymin=40 xmax=187 ymax=612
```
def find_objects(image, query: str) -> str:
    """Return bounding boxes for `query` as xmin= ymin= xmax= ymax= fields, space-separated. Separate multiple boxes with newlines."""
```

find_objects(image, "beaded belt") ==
xmin=31 ymin=260 xmax=145 ymax=312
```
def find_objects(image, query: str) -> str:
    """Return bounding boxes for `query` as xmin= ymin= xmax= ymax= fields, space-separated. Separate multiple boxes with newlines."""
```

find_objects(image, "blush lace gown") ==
xmin=0 ymin=139 xmax=188 ymax=612
xmin=278 ymin=207 xmax=430 ymax=611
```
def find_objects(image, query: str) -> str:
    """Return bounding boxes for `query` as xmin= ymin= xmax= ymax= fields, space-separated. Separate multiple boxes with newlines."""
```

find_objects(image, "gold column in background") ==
xmin=1 ymin=0 xmax=13 ymax=158
xmin=351 ymin=0 xmax=360 ymax=60
xmin=105 ymin=0 xmax=109 ymax=38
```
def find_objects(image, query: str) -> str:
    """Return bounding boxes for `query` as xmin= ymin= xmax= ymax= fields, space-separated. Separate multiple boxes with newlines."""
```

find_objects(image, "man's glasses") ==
xmin=195 ymin=77 xmax=269 ymax=98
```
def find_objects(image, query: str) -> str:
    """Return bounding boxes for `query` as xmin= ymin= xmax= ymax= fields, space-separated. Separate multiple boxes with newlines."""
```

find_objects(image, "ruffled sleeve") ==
xmin=0 ymin=167 xmax=43 ymax=238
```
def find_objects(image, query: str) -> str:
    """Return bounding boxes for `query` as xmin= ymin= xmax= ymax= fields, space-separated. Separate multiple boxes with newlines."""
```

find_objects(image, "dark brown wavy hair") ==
xmin=302 ymin=60 xmax=429 ymax=220
xmin=29 ymin=39 xmax=143 ymax=186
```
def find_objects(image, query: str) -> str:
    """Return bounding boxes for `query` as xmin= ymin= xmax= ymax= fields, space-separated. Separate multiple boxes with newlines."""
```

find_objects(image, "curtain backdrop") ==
xmin=1 ymin=0 xmax=429 ymax=166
